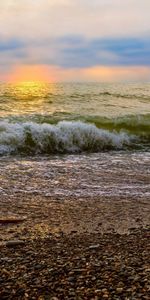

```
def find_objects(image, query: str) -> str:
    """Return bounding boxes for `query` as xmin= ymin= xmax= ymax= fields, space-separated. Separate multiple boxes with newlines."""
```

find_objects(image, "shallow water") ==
xmin=0 ymin=82 xmax=149 ymax=200
xmin=0 ymin=152 xmax=149 ymax=199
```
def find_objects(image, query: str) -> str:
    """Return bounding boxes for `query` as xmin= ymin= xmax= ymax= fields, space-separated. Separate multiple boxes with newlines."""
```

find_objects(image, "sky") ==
xmin=0 ymin=0 xmax=150 ymax=82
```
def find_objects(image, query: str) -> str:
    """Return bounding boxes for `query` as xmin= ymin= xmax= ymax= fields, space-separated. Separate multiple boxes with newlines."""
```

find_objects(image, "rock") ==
xmin=103 ymin=294 xmax=109 ymax=299
xmin=68 ymin=277 xmax=75 ymax=282
xmin=102 ymin=289 xmax=108 ymax=293
xmin=145 ymin=268 xmax=150 ymax=272
xmin=34 ymin=265 xmax=43 ymax=270
xmin=70 ymin=230 xmax=78 ymax=234
xmin=2 ymin=269 xmax=10 ymax=276
xmin=91 ymin=276 xmax=96 ymax=281
xmin=6 ymin=240 xmax=25 ymax=247
xmin=117 ymin=281 xmax=124 ymax=287
xmin=73 ymin=268 xmax=86 ymax=273
xmin=0 ymin=257 xmax=13 ymax=263
xmin=116 ymin=287 xmax=123 ymax=293
xmin=89 ymin=244 xmax=100 ymax=250
xmin=0 ymin=218 xmax=26 ymax=224
xmin=69 ymin=291 xmax=75 ymax=296
xmin=95 ymin=289 xmax=101 ymax=293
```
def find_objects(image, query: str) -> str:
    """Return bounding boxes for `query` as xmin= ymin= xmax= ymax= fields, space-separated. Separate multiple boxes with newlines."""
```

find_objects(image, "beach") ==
xmin=0 ymin=82 xmax=150 ymax=298
xmin=0 ymin=228 xmax=149 ymax=299
xmin=0 ymin=153 xmax=150 ymax=299
xmin=1 ymin=0 xmax=150 ymax=297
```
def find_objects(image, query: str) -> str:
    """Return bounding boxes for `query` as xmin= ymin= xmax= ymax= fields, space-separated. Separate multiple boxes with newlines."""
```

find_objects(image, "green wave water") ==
xmin=0 ymin=117 xmax=149 ymax=156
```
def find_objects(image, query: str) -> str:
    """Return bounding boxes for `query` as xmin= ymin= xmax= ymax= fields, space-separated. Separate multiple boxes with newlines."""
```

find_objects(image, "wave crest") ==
xmin=0 ymin=120 xmax=137 ymax=155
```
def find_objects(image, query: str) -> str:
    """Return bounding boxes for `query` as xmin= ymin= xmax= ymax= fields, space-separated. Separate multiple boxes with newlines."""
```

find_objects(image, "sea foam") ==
xmin=0 ymin=120 xmax=136 ymax=155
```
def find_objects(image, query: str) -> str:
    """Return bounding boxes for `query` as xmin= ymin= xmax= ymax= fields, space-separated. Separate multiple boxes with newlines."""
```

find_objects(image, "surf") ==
xmin=0 ymin=120 xmax=149 ymax=156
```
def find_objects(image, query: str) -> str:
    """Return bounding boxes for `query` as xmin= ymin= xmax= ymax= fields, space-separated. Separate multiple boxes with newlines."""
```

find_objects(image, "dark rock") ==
xmin=6 ymin=240 xmax=25 ymax=247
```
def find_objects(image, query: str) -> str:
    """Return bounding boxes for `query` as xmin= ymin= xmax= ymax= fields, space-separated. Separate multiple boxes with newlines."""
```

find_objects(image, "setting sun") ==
xmin=8 ymin=65 xmax=54 ymax=84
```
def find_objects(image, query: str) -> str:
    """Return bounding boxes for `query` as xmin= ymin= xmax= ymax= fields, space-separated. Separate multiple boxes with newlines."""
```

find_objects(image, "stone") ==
xmin=6 ymin=240 xmax=25 ymax=247
xmin=102 ymin=289 xmax=108 ymax=293
xmin=0 ymin=218 xmax=26 ymax=224
xmin=68 ymin=277 xmax=75 ymax=282
xmin=116 ymin=287 xmax=123 ymax=293
xmin=103 ymin=294 xmax=109 ymax=299
xmin=89 ymin=244 xmax=100 ymax=250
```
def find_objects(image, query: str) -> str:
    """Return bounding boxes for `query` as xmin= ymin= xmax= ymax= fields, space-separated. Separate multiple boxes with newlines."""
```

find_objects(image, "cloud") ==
xmin=81 ymin=66 xmax=150 ymax=82
xmin=0 ymin=1 xmax=150 ymax=81
xmin=6 ymin=64 xmax=150 ymax=83
xmin=0 ymin=38 xmax=24 ymax=51
xmin=0 ymin=0 xmax=150 ymax=40
xmin=1 ymin=35 xmax=150 ymax=69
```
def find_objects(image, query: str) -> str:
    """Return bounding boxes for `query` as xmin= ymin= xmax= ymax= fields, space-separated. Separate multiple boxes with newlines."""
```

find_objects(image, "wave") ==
xmin=68 ymin=91 xmax=150 ymax=101
xmin=0 ymin=120 xmax=149 ymax=156
xmin=84 ymin=114 xmax=150 ymax=135
xmin=97 ymin=92 xmax=150 ymax=100
xmin=18 ymin=113 xmax=149 ymax=136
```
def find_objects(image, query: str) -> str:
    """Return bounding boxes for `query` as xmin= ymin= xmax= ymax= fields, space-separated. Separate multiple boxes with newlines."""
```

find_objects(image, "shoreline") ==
xmin=0 ymin=152 xmax=149 ymax=299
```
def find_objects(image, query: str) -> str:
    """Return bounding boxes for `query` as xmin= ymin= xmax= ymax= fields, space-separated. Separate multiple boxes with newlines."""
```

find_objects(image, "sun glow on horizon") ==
xmin=8 ymin=65 xmax=54 ymax=84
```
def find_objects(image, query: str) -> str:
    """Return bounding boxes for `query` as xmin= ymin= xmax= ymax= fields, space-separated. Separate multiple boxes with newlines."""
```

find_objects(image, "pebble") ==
xmin=103 ymin=294 xmax=109 ymax=299
xmin=5 ymin=240 xmax=25 ymax=247
xmin=68 ymin=277 xmax=75 ymax=282
xmin=0 ymin=228 xmax=149 ymax=299
xmin=89 ymin=244 xmax=100 ymax=250
xmin=102 ymin=288 xmax=108 ymax=293
xmin=116 ymin=287 xmax=123 ymax=293
xmin=0 ymin=257 xmax=13 ymax=263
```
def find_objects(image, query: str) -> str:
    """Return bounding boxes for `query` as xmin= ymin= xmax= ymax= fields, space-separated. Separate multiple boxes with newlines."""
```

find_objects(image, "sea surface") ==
xmin=0 ymin=82 xmax=150 ymax=199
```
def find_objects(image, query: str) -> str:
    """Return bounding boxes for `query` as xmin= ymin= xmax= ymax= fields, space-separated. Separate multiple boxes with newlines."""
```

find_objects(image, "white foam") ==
xmin=0 ymin=120 xmax=135 ymax=155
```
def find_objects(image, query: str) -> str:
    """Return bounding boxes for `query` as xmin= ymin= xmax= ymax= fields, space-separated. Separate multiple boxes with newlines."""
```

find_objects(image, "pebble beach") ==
xmin=0 ymin=82 xmax=150 ymax=299
xmin=0 ymin=154 xmax=150 ymax=300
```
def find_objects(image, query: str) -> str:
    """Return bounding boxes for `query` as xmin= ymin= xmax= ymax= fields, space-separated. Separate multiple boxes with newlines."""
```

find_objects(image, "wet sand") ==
xmin=0 ymin=193 xmax=150 ymax=243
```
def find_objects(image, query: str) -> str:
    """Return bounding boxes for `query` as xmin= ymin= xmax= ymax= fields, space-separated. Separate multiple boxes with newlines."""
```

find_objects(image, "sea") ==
xmin=0 ymin=82 xmax=150 ymax=200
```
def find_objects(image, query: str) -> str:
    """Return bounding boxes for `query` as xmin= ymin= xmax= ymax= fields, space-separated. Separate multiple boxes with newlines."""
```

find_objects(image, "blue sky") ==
xmin=0 ymin=0 xmax=150 ymax=82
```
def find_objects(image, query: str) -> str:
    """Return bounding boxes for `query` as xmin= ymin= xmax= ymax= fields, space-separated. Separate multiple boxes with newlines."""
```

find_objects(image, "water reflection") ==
xmin=7 ymin=81 xmax=50 ymax=101
xmin=0 ymin=82 xmax=150 ymax=118
xmin=0 ymin=82 xmax=56 ymax=116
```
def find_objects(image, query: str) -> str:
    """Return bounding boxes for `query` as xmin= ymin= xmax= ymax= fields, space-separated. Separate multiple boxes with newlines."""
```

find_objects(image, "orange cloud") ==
xmin=81 ymin=66 xmax=150 ymax=82
xmin=5 ymin=64 xmax=150 ymax=83
xmin=47 ymin=65 xmax=150 ymax=82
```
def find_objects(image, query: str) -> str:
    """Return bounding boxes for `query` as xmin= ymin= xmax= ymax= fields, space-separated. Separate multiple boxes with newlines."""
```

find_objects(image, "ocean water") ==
xmin=0 ymin=82 xmax=149 ymax=199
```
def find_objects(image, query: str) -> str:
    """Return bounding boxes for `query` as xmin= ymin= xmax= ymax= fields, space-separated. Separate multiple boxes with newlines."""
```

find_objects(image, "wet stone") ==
xmin=6 ymin=240 xmax=25 ymax=247
xmin=116 ymin=287 xmax=123 ymax=293
xmin=89 ymin=244 xmax=100 ymax=250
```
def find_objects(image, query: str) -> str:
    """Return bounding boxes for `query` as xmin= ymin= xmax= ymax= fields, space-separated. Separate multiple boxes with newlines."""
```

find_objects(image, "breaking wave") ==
xmin=0 ymin=120 xmax=148 ymax=156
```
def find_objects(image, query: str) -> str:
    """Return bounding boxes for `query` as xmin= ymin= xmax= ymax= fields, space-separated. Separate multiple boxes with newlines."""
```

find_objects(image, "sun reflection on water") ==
xmin=10 ymin=81 xmax=50 ymax=100
xmin=0 ymin=81 xmax=57 ymax=116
